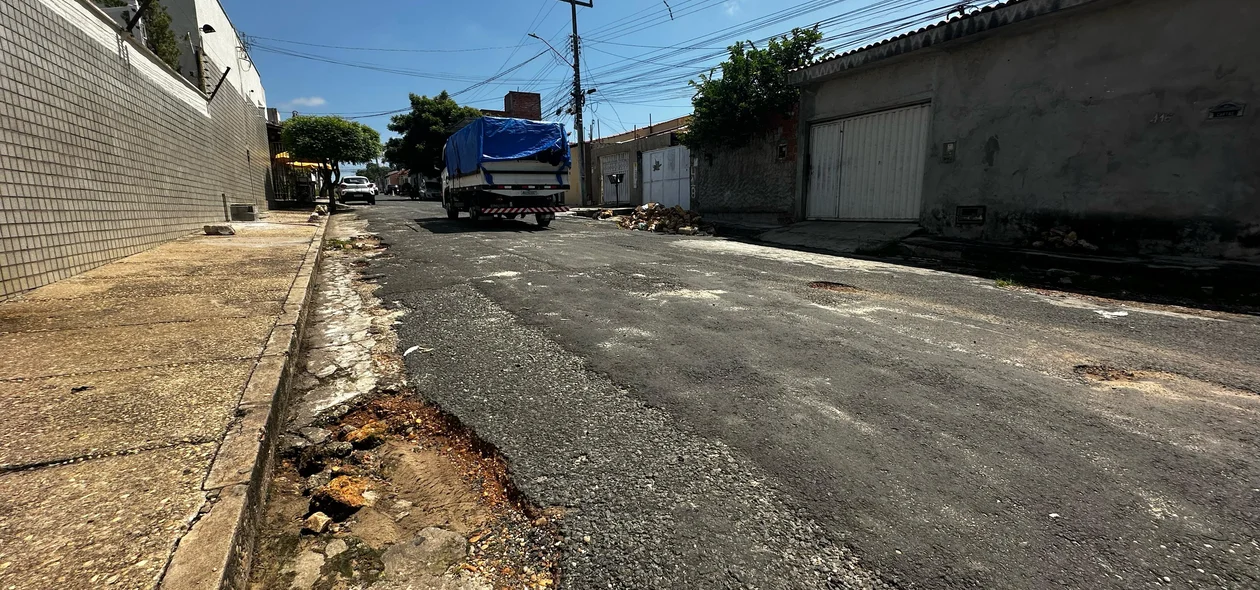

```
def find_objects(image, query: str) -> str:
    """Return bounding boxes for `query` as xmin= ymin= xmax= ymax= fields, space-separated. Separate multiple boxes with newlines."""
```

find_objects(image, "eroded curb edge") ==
xmin=159 ymin=216 xmax=331 ymax=590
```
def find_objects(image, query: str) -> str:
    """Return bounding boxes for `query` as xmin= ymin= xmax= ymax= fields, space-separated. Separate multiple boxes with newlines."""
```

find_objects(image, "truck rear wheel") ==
xmin=446 ymin=205 xmax=458 ymax=219
xmin=469 ymin=207 xmax=482 ymax=221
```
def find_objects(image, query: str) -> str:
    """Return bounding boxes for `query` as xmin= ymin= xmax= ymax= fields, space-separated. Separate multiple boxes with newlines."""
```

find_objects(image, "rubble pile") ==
xmin=1032 ymin=226 xmax=1099 ymax=251
xmin=617 ymin=202 xmax=707 ymax=235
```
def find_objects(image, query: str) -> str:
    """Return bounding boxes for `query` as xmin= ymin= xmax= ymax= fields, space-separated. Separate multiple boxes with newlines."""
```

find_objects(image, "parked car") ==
xmin=337 ymin=176 xmax=377 ymax=205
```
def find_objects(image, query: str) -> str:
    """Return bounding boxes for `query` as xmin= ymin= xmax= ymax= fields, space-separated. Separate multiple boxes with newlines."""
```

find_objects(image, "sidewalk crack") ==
xmin=0 ymin=436 xmax=218 ymax=474
xmin=0 ymin=357 xmax=260 ymax=383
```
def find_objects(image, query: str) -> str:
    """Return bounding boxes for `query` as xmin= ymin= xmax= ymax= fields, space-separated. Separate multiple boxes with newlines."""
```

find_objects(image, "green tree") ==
xmin=383 ymin=92 xmax=483 ymax=175
xmin=683 ymin=27 xmax=831 ymax=152
xmin=96 ymin=0 xmax=182 ymax=71
xmin=281 ymin=116 xmax=381 ymax=210
xmin=356 ymin=162 xmax=388 ymax=186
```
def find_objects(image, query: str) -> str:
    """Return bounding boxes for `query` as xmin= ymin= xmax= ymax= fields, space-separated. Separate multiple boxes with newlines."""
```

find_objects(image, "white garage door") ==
xmin=599 ymin=153 xmax=630 ymax=205
xmin=643 ymin=145 xmax=691 ymax=209
xmin=807 ymin=103 xmax=932 ymax=220
xmin=806 ymin=121 xmax=844 ymax=219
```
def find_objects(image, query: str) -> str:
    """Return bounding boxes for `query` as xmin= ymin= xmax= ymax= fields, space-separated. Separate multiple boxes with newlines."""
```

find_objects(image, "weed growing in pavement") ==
xmin=995 ymin=277 xmax=1021 ymax=288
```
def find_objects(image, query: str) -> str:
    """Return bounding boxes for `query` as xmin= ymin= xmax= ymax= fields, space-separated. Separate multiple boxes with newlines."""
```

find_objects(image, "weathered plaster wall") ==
xmin=801 ymin=0 xmax=1260 ymax=259
xmin=694 ymin=116 xmax=798 ymax=226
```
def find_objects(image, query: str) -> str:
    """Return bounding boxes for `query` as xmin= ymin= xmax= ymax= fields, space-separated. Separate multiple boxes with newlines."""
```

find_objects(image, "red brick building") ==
xmin=481 ymin=91 xmax=543 ymax=121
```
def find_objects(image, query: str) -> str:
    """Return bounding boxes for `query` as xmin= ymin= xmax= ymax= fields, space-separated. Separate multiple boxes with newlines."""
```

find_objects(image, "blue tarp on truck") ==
xmin=445 ymin=117 xmax=571 ymax=177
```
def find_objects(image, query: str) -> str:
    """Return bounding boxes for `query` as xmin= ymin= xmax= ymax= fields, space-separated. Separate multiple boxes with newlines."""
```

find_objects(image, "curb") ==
xmin=159 ymin=215 xmax=331 ymax=590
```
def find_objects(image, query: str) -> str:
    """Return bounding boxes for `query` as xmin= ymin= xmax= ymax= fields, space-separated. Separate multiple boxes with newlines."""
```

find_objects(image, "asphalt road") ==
xmin=356 ymin=198 xmax=1260 ymax=589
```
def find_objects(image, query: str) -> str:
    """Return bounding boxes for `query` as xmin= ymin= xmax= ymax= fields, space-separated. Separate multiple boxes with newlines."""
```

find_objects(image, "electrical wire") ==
xmin=571 ymin=0 xmax=966 ymax=132
xmin=241 ymin=34 xmax=528 ymax=53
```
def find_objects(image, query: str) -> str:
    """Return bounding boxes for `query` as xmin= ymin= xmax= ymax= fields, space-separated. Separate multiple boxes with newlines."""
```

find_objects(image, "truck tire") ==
xmin=469 ymin=207 xmax=482 ymax=221
xmin=535 ymin=213 xmax=552 ymax=227
xmin=446 ymin=206 xmax=458 ymax=219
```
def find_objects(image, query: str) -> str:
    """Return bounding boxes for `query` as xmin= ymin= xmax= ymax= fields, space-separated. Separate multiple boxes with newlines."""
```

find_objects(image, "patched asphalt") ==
xmin=358 ymin=199 xmax=1260 ymax=590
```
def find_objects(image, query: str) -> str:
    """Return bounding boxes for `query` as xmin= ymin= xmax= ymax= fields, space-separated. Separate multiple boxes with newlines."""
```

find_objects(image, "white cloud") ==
xmin=284 ymin=96 xmax=326 ymax=108
xmin=723 ymin=0 xmax=740 ymax=16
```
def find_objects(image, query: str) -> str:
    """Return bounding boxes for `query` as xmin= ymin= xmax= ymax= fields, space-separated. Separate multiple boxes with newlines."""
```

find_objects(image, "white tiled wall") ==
xmin=0 ymin=0 xmax=271 ymax=299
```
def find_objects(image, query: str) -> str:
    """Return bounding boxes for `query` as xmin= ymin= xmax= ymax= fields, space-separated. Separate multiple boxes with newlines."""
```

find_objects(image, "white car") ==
xmin=336 ymin=176 xmax=377 ymax=204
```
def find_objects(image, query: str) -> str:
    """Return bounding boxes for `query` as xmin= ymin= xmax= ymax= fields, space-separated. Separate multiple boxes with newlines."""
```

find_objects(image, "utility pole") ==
xmin=560 ymin=0 xmax=592 ymax=205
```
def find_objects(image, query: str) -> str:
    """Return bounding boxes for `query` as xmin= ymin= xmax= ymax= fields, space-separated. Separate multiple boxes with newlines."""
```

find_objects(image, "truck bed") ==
xmin=446 ymin=161 xmax=569 ymax=197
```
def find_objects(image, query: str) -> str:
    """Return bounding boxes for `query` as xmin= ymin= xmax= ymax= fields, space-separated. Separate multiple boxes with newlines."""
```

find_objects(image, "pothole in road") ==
xmin=808 ymin=281 xmax=861 ymax=294
xmin=326 ymin=234 xmax=387 ymax=251
xmin=1075 ymin=365 xmax=1136 ymax=382
xmin=250 ymin=215 xmax=561 ymax=590
xmin=1075 ymin=365 xmax=1258 ymax=399
xmin=253 ymin=394 xmax=563 ymax=590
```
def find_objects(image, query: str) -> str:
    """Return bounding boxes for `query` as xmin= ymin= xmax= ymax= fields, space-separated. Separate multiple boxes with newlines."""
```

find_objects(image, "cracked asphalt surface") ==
xmin=357 ymin=198 xmax=1260 ymax=589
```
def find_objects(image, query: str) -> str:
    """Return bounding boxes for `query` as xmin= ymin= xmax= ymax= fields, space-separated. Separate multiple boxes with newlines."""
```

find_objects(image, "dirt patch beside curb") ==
xmin=249 ymin=214 xmax=561 ymax=590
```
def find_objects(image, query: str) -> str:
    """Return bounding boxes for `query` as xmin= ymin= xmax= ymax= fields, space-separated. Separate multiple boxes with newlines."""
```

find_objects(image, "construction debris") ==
xmin=1031 ymin=226 xmax=1099 ymax=251
xmin=310 ymin=475 xmax=371 ymax=520
xmin=202 ymin=224 xmax=235 ymax=236
xmin=303 ymin=512 xmax=333 ymax=534
xmin=617 ymin=203 xmax=708 ymax=235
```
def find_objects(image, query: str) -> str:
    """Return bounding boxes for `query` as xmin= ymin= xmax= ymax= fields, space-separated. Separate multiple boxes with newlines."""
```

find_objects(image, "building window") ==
xmin=956 ymin=206 xmax=986 ymax=225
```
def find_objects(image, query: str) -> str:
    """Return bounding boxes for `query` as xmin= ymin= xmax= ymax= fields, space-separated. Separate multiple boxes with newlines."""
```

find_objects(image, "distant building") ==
xmin=580 ymin=116 xmax=691 ymax=208
xmin=481 ymin=91 xmax=543 ymax=121
xmin=159 ymin=0 xmax=266 ymax=106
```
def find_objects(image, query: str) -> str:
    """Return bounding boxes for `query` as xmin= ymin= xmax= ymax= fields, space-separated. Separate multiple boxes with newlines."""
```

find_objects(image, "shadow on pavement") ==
xmin=412 ymin=217 xmax=552 ymax=234
xmin=719 ymin=234 xmax=1260 ymax=316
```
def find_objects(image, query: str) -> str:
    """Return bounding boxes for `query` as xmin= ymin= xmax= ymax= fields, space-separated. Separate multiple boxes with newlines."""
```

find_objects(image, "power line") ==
xmin=466 ymin=0 xmax=561 ymax=103
xmin=582 ymin=0 xmax=956 ymax=103
xmin=248 ymin=42 xmax=562 ymax=85
xmin=586 ymin=39 xmax=726 ymax=50
xmin=242 ymin=34 xmax=528 ymax=53
xmin=569 ymin=0 xmax=962 ymax=133
xmin=302 ymin=50 xmax=553 ymax=120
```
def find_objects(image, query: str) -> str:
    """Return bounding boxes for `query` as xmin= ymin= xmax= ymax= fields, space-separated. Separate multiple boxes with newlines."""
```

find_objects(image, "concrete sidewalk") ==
xmin=754 ymin=220 xmax=922 ymax=254
xmin=0 ymin=211 xmax=326 ymax=589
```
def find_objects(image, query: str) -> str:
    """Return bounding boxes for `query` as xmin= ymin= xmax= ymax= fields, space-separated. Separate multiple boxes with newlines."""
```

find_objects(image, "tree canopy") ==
xmin=683 ymin=27 xmax=831 ymax=152
xmin=383 ymin=92 xmax=483 ymax=176
xmin=282 ymin=116 xmax=380 ymax=206
xmin=282 ymin=116 xmax=381 ymax=168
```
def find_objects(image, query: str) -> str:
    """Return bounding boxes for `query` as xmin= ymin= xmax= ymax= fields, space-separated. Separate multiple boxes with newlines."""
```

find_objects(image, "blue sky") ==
xmin=223 ymin=0 xmax=963 ymax=144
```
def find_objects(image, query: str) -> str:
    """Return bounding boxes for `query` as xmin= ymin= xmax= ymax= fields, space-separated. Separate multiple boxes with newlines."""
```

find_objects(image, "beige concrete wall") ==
xmin=694 ymin=116 xmax=798 ymax=226
xmin=798 ymin=0 xmax=1260 ymax=258
xmin=0 ymin=0 xmax=271 ymax=299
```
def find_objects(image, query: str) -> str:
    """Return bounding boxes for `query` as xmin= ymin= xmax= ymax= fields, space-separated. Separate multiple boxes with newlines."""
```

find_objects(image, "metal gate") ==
xmin=599 ymin=153 xmax=630 ymax=205
xmin=806 ymin=103 xmax=932 ymax=220
xmin=643 ymin=145 xmax=691 ymax=209
xmin=806 ymin=121 xmax=844 ymax=219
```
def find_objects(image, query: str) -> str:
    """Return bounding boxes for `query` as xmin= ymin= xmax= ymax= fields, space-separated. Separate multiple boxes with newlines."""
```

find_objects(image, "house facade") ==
xmin=790 ymin=0 xmax=1259 ymax=259
xmin=587 ymin=116 xmax=691 ymax=208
